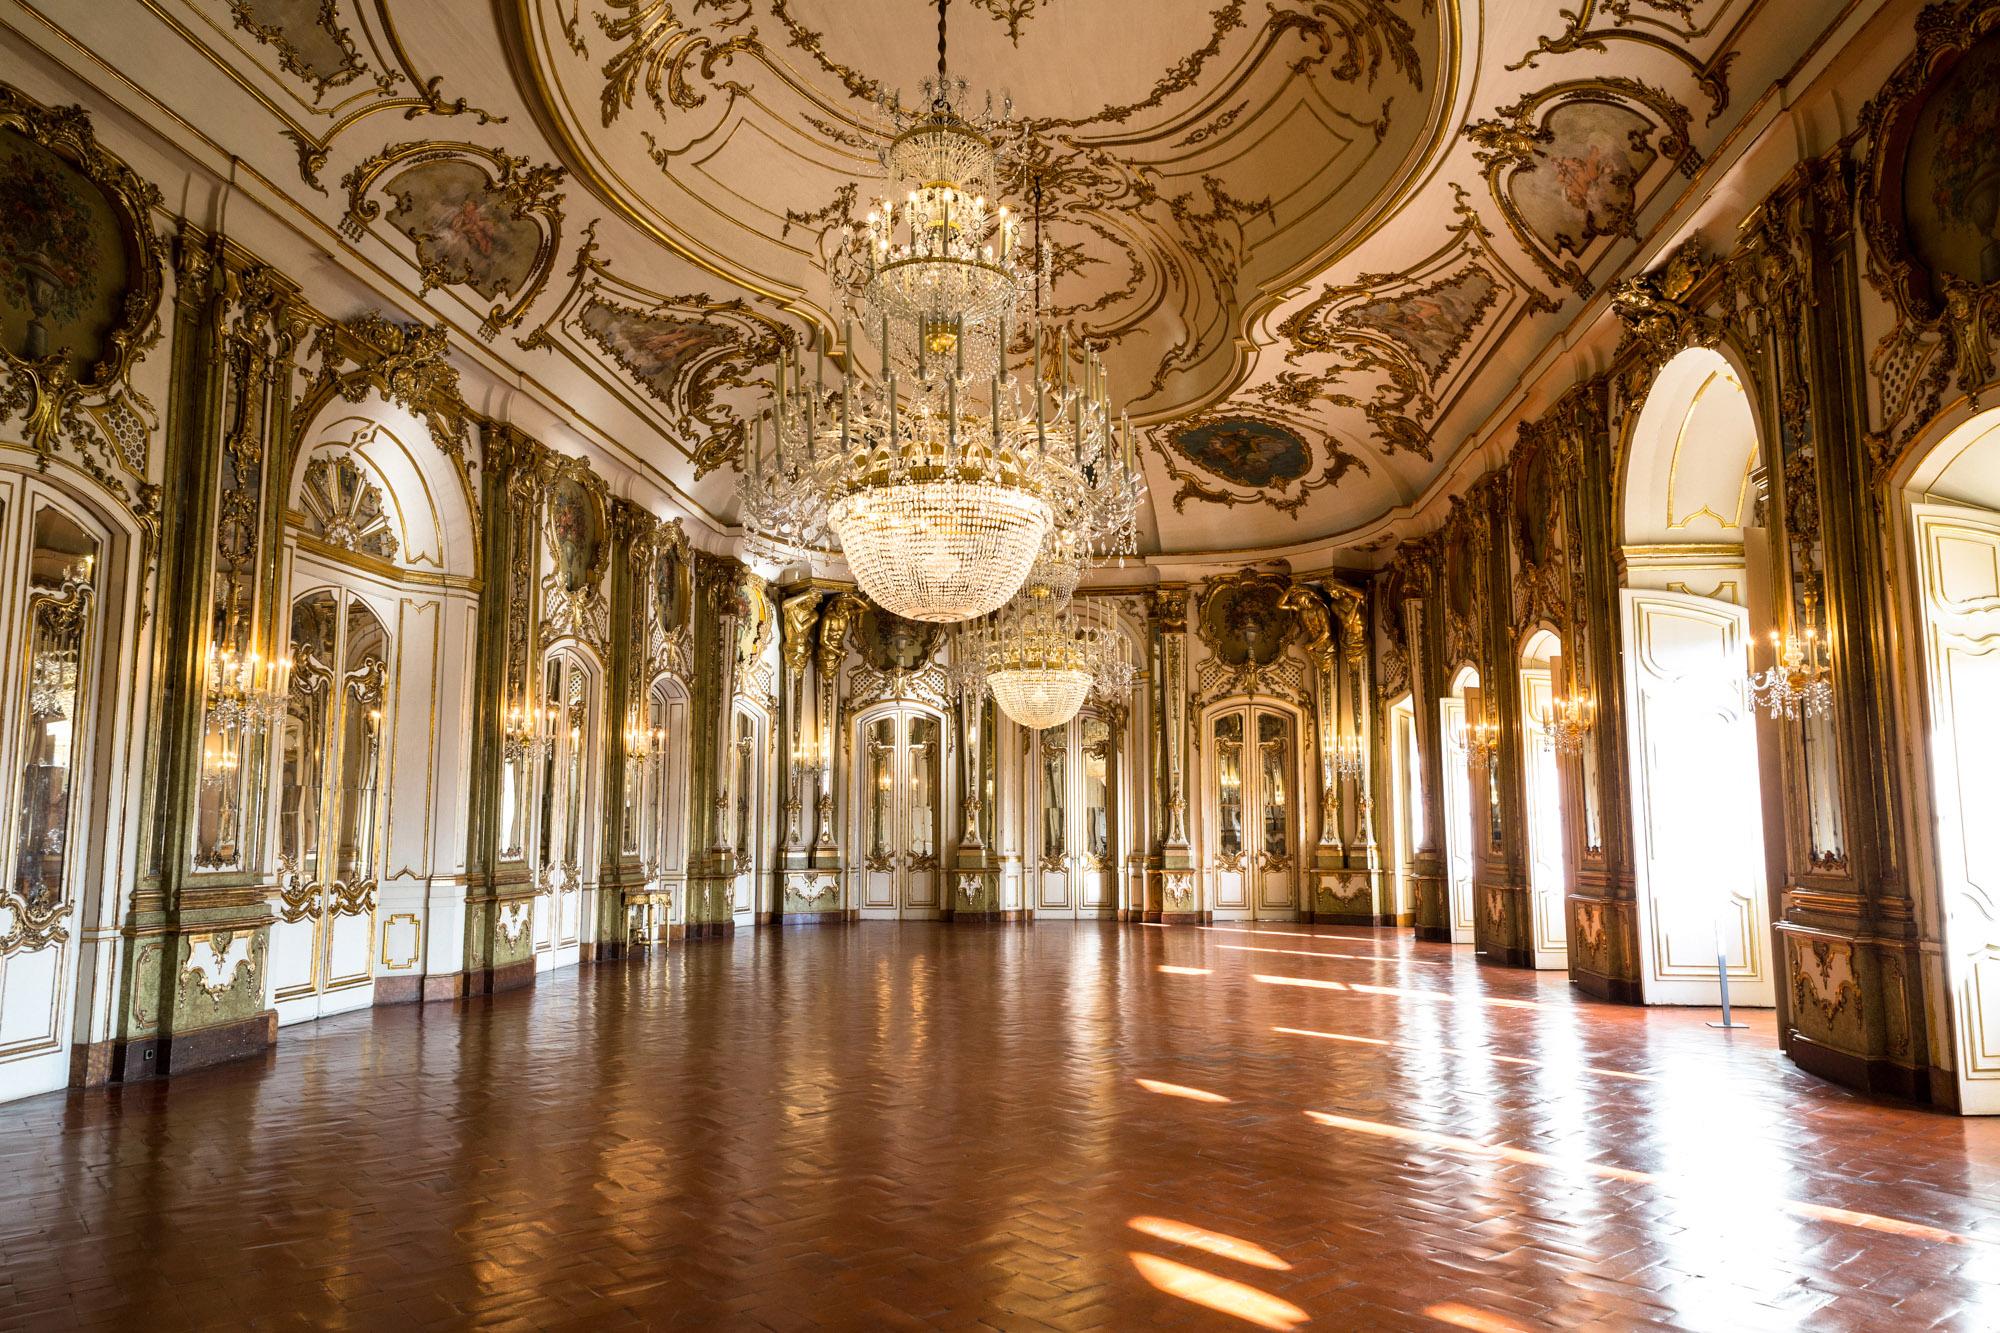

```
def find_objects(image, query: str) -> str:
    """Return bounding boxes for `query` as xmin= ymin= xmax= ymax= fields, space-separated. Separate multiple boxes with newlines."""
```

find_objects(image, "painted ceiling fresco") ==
xmin=79 ymin=0 xmax=1841 ymax=555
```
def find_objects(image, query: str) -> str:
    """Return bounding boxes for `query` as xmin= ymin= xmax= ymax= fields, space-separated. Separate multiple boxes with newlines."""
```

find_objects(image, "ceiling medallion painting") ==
xmin=515 ymin=0 xmax=1454 ymax=418
xmin=340 ymin=142 xmax=566 ymax=339
xmin=190 ymin=0 xmax=505 ymax=187
xmin=1154 ymin=411 xmax=1365 ymax=519
xmin=520 ymin=222 xmax=786 ymax=479
xmin=1466 ymin=78 xmax=1701 ymax=297
xmin=1259 ymin=186 xmax=1559 ymax=463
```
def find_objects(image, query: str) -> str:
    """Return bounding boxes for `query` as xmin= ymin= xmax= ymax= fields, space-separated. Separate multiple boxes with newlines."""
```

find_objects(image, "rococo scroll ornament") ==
xmin=519 ymin=221 xmax=785 ymax=478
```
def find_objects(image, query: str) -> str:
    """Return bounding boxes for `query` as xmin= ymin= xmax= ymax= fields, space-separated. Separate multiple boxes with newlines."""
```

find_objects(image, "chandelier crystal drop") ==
xmin=740 ymin=0 xmax=1143 ymax=623
xmin=1536 ymin=693 xmax=1593 ymax=757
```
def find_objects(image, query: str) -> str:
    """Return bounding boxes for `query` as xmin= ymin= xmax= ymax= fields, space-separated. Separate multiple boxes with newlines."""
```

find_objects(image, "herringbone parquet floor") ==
xmin=4 ymin=922 xmax=1999 ymax=1331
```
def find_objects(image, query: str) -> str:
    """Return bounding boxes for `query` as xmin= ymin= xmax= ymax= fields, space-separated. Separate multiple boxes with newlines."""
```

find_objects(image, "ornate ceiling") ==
xmin=43 ymin=0 xmax=1841 ymax=556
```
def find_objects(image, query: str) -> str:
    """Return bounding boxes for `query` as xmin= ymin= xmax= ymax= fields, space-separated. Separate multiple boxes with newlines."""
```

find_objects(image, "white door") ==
xmin=856 ymin=709 xmax=942 ymax=919
xmin=1520 ymin=668 xmax=1569 ymax=970
xmin=1621 ymin=589 xmax=1775 ymax=1006
xmin=1439 ymin=697 xmax=1476 ymax=944
xmin=1912 ymin=503 xmax=2000 ymax=1113
xmin=1207 ymin=707 xmax=1300 ymax=920
xmin=731 ymin=706 xmax=763 ymax=921
xmin=1033 ymin=712 xmax=1116 ymax=917
xmin=0 ymin=484 xmax=107 ymax=1102
xmin=272 ymin=589 xmax=390 ymax=1024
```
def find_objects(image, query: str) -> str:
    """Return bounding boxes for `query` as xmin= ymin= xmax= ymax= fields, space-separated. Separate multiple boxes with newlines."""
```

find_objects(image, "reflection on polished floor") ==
xmin=4 ymin=923 xmax=1998 ymax=1330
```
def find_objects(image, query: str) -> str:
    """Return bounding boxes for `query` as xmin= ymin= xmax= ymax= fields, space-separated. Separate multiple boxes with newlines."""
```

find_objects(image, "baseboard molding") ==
xmin=1570 ymin=967 xmax=1642 ymax=1005
xmin=107 ymin=1009 xmax=277 ymax=1084
xmin=462 ymin=958 xmax=536 ymax=996
xmin=1788 ymin=1033 xmax=1936 ymax=1107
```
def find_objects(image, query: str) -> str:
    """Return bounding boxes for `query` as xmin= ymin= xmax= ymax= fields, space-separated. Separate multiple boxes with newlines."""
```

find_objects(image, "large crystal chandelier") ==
xmin=741 ymin=0 xmax=1142 ymax=623
xmin=961 ymin=543 xmax=1134 ymax=729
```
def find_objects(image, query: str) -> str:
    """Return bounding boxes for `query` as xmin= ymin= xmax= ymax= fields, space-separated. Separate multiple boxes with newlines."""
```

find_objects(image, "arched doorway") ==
xmin=0 ymin=477 xmax=120 ymax=1101
xmin=1202 ymin=701 xmax=1303 ymax=920
xmin=1440 ymin=667 xmax=1479 ymax=944
xmin=853 ymin=703 xmax=945 ymax=919
xmin=1896 ymin=408 xmax=2000 ymax=1112
xmin=1519 ymin=630 xmax=1568 ymax=970
xmin=1619 ymin=347 xmax=1776 ymax=1007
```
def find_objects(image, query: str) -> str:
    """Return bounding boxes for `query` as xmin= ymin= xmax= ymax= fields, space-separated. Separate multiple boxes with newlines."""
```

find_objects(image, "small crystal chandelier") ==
xmin=1535 ymin=693 xmax=1593 ymax=757
xmin=1747 ymin=625 xmax=1831 ymax=721
xmin=741 ymin=0 xmax=1142 ymax=623
xmin=1332 ymin=734 xmax=1365 ymax=779
xmin=205 ymin=642 xmax=290 ymax=735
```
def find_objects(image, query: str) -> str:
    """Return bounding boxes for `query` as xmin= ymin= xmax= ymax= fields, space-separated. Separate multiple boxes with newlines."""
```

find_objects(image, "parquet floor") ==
xmin=5 ymin=922 xmax=2000 ymax=1331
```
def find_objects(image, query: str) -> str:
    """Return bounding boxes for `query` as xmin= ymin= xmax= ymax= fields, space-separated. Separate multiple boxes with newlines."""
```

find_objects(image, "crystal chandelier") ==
xmin=741 ymin=0 xmax=1142 ymax=623
xmin=1747 ymin=625 xmax=1831 ymax=721
xmin=968 ymin=591 xmax=1101 ymax=730
xmin=205 ymin=642 xmax=289 ymax=735
xmin=1535 ymin=693 xmax=1593 ymax=756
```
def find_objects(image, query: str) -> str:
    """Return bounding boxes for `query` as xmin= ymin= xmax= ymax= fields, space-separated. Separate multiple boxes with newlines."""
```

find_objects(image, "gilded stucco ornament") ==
xmin=217 ymin=0 xmax=504 ymax=188
xmin=543 ymin=0 xmax=1449 ymax=420
xmin=0 ymin=87 xmax=165 ymax=538
xmin=519 ymin=221 xmax=786 ymax=479
xmin=1264 ymin=184 xmax=1558 ymax=462
xmin=1506 ymin=0 xmax=1737 ymax=123
xmin=340 ymin=141 xmax=566 ymax=339
xmin=1465 ymin=77 xmax=1702 ymax=297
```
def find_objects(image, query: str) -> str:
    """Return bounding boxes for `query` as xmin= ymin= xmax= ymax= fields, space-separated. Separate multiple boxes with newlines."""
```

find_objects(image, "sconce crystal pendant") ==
xmin=1333 ymin=735 xmax=1366 ymax=779
xmin=1747 ymin=626 xmax=1832 ymax=721
xmin=739 ymin=0 xmax=1143 ymax=624
xmin=1451 ymin=716 xmax=1501 ymax=766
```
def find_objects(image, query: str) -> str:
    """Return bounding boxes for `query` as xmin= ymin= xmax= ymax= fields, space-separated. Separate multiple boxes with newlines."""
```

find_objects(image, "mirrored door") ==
xmin=1032 ymin=711 xmax=1116 ymax=916
xmin=1206 ymin=705 xmax=1300 ymax=920
xmin=854 ymin=708 xmax=942 ymax=918
xmin=272 ymin=587 xmax=389 ymax=1024
xmin=0 ymin=481 xmax=106 ymax=1102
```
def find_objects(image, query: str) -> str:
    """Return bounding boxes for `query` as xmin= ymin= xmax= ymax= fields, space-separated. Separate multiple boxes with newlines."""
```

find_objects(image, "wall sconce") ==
xmin=625 ymin=722 xmax=667 ymax=771
xmin=205 ymin=642 xmax=290 ymax=734
xmin=1747 ymin=626 xmax=1831 ymax=721
xmin=1451 ymin=717 xmax=1501 ymax=767
xmin=1332 ymin=734 xmax=1365 ymax=779
xmin=503 ymin=701 xmax=557 ymax=762
xmin=1535 ymin=694 xmax=1594 ymax=757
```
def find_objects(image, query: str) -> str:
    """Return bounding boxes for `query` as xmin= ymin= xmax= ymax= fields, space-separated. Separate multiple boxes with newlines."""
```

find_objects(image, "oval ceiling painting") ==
xmin=1171 ymin=417 xmax=1313 ymax=489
